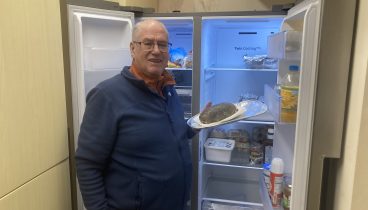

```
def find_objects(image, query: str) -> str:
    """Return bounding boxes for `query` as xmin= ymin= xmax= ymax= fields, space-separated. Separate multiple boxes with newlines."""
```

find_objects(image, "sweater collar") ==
xmin=129 ymin=64 xmax=176 ymax=97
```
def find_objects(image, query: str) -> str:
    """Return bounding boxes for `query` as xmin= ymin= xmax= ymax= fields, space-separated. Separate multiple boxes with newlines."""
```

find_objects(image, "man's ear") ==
xmin=130 ymin=42 xmax=135 ymax=58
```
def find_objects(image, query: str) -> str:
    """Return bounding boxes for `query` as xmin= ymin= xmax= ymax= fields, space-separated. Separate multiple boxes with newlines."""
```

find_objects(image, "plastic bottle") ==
xmin=280 ymin=65 xmax=300 ymax=123
xmin=270 ymin=157 xmax=284 ymax=207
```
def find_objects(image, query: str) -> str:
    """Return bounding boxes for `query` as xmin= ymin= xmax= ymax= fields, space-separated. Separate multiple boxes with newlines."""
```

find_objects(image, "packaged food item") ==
xmin=183 ymin=50 xmax=193 ymax=68
xmin=280 ymin=65 xmax=300 ymax=123
xmin=227 ymin=129 xmax=249 ymax=151
xmin=243 ymin=54 xmax=278 ymax=69
xmin=270 ymin=158 xmax=284 ymax=207
xmin=263 ymin=127 xmax=274 ymax=164
xmin=208 ymin=128 xmax=227 ymax=139
xmin=249 ymin=142 xmax=263 ymax=165
xmin=252 ymin=126 xmax=268 ymax=142
xmin=169 ymin=47 xmax=187 ymax=68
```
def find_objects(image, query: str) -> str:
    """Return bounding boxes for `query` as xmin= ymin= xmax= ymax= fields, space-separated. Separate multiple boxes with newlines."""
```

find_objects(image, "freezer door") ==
xmin=285 ymin=0 xmax=356 ymax=210
xmin=67 ymin=6 xmax=133 ymax=210
xmin=67 ymin=5 xmax=134 ymax=146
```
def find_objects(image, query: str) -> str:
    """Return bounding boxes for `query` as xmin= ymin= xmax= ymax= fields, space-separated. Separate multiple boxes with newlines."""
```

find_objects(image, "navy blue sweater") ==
xmin=76 ymin=67 xmax=195 ymax=210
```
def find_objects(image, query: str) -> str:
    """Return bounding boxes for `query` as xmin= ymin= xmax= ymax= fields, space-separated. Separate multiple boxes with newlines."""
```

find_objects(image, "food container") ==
xmin=227 ymin=129 xmax=250 ymax=151
xmin=204 ymin=138 xmax=235 ymax=163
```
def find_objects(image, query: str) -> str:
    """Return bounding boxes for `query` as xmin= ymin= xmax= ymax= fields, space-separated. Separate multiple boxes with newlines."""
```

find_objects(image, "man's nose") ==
xmin=151 ymin=43 xmax=161 ymax=53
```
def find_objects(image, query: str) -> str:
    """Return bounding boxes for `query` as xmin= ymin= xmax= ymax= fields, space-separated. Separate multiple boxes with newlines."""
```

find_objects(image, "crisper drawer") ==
xmin=202 ymin=200 xmax=263 ymax=210
xmin=202 ymin=164 xmax=263 ymax=208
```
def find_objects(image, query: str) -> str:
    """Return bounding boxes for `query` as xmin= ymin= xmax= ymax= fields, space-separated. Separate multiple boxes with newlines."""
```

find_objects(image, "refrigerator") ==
xmin=65 ymin=0 xmax=356 ymax=209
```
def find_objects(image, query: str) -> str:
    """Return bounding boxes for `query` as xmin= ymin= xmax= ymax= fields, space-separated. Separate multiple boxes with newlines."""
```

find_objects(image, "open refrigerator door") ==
xmin=198 ymin=14 xmax=284 ymax=210
xmin=67 ymin=5 xmax=134 ymax=147
xmin=197 ymin=0 xmax=327 ymax=209
xmin=67 ymin=4 xmax=134 ymax=210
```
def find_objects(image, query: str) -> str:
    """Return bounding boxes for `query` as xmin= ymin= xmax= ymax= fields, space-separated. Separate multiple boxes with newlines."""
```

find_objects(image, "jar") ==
xmin=282 ymin=175 xmax=292 ymax=210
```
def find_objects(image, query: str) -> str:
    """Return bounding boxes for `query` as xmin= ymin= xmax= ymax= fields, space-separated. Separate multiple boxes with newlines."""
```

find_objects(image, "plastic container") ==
xmin=267 ymin=30 xmax=302 ymax=60
xmin=204 ymin=138 xmax=235 ymax=163
xmin=280 ymin=65 xmax=300 ymax=123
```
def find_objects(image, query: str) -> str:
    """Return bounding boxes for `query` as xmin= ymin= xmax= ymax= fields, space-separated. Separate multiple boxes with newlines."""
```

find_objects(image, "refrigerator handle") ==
xmin=307 ymin=0 xmax=356 ymax=209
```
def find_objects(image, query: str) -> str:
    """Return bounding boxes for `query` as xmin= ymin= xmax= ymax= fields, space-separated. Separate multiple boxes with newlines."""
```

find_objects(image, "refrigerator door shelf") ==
xmin=264 ymin=84 xmax=298 ymax=125
xmin=259 ymin=174 xmax=284 ymax=210
xmin=83 ymin=47 xmax=131 ymax=71
xmin=267 ymin=30 xmax=302 ymax=61
xmin=202 ymin=200 xmax=263 ymax=210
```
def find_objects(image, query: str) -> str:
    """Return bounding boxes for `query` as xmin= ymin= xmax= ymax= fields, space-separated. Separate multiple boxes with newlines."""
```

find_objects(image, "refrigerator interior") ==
xmin=138 ymin=17 xmax=195 ymax=118
xmin=197 ymin=15 xmax=304 ymax=209
xmin=164 ymin=18 xmax=194 ymax=119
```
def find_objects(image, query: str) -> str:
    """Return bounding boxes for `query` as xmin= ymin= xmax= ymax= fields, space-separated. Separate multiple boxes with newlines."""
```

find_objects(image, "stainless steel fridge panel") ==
xmin=191 ymin=15 xmax=202 ymax=210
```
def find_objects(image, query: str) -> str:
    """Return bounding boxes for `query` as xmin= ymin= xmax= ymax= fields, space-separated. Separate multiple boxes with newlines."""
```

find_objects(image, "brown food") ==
xmin=199 ymin=103 xmax=237 ymax=124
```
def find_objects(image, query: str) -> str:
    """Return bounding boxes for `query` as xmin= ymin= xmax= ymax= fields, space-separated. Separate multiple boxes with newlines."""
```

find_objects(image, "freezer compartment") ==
xmin=84 ymin=69 xmax=121 ymax=95
xmin=84 ymin=47 xmax=131 ymax=70
xmin=202 ymin=164 xmax=263 ymax=206
xmin=202 ymin=200 xmax=263 ymax=210
xmin=267 ymin=30 xmax=302 ymax=60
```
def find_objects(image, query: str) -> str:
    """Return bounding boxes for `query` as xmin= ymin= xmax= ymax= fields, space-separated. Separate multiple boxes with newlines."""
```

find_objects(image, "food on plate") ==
xmin=199 ymin=103 xmax=237 ymax=124
xmin=208 ymin=128 xmax=227 ymax=139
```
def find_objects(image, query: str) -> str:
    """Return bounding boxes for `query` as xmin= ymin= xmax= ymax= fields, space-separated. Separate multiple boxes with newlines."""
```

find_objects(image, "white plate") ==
xmin=187 ymin=100 xmax=268 ymax=129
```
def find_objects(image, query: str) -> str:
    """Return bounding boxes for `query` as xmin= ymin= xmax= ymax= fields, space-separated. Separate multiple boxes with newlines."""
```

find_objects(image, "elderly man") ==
xmin=76 ymin=19 xmax=197 ymax=210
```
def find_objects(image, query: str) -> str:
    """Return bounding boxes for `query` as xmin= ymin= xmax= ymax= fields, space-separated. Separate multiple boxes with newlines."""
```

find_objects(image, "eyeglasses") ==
xmin=133 ymin=40 xmax=172 ymax=52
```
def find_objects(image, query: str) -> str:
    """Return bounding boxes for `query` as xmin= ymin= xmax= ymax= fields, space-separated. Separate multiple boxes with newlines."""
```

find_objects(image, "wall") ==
xmin=0 ymin=0 xmax=72 ymax=209
xmin=110 ymin=0 xmax=158 ymax=10
xmin=157 ymin=0 xmax=294 ymax=13
xmin=333 ymin=0 xmax=368 ymax=209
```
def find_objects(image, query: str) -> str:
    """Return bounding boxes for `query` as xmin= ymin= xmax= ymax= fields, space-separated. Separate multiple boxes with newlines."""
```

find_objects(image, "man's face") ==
xmin=130 ymin=22 xmax=170 ymax=78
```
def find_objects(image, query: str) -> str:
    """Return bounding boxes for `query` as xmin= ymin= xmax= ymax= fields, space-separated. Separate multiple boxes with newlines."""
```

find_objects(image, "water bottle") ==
xmin=280 ymin=65 xmax=300 ymax=123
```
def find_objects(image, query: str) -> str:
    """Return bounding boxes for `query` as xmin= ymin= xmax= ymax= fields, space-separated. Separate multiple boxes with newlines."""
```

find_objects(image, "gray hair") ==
xmin=132 ymin=19 xmax=168 ymax=41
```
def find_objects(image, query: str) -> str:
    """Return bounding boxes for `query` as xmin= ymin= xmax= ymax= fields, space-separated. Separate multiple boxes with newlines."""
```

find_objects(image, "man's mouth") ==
xmin=148 ymin=58 xmax=162 ymax=63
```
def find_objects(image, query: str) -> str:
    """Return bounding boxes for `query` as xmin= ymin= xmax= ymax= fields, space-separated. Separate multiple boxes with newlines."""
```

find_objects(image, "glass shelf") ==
xmin=205 ymin=67 xmax=278 ymax=72
xmin=204 ymin=149 xmax=262 ymax=169
xmin=203 ymin=176 xmax=263 ymax=205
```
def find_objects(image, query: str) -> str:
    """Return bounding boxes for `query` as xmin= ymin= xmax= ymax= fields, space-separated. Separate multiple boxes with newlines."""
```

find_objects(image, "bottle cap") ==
xmin=289 ymin=65 xmax=299 ymax=71
xmin=271 ymin=157 xmax=284 ymax=174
